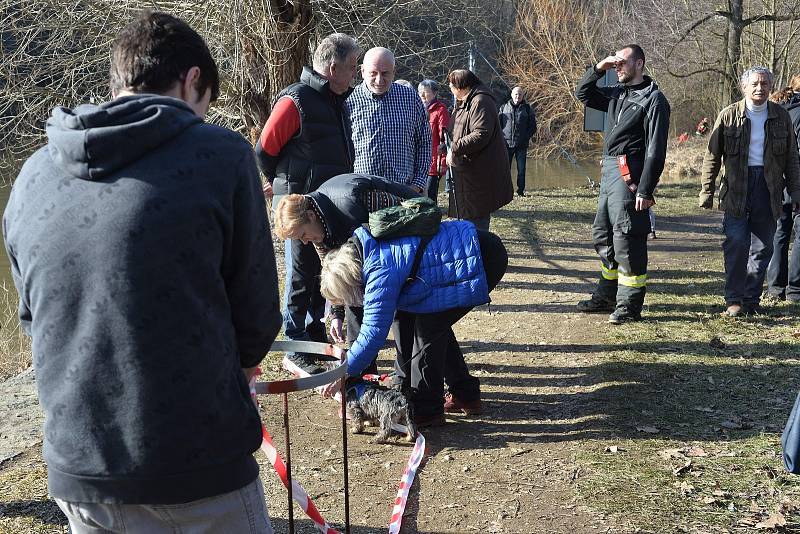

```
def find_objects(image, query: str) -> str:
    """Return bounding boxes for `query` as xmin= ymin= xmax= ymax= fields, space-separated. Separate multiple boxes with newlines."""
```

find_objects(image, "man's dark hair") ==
xmin=110 ymin=11 xmax=220 ymax=101
xmin=447 ymin=69 xmax=482 ymax=90
xmin=622 ymin=44 xmax=646 ymax=67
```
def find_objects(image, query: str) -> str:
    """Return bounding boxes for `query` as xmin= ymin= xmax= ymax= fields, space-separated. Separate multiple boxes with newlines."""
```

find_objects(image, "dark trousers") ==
xmin=393 ymin=230 xmax=508 ymax=417
xmin=592 ymin=157 xmax=651 ymax=312
xmin=427 ymin=174 xmax=440 ymax=202
xmin=283 ymin=238 xmax=326 ymax=354
xmin=467 ymin=216 xmax=491 ymax=231
xmin=766 ymin=198 xmax=800 ymax=300
xmin=722 ymin=166 xmax=776 ymax=305
xmin=508 ymin=145 xmax=528 ymax=194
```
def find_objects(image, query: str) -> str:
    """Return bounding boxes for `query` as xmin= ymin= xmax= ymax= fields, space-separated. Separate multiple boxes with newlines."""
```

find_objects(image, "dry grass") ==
xmin=663 ymin=136 xmax=708 ymax=183
xmin=0 ymin=282 xmax=31 ymax=381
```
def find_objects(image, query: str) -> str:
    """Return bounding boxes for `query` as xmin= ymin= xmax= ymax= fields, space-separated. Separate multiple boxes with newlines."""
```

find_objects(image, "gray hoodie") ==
xmin=3 ymin=94 xmax=282 ymax=504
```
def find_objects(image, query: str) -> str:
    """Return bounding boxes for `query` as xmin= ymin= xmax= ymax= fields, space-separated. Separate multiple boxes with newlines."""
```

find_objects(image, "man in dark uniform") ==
xmin=575 ymin=44 xmax=671 ymax=324
xmin=255 ymin=33 xmax=359 ymax=373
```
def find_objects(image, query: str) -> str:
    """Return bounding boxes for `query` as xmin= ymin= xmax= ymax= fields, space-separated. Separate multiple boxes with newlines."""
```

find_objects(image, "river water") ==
xmin=0 ymin=157 xmax=595 ymax=290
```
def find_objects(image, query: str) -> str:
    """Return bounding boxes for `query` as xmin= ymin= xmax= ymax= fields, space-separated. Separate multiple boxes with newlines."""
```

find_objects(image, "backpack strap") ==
xmin=404 ymin=234 xmax=434 ymax=288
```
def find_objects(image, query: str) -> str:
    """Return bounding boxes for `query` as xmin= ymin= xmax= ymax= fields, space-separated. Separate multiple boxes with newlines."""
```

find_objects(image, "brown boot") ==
xmin=444 ymin=393 xmax=482 ymax=415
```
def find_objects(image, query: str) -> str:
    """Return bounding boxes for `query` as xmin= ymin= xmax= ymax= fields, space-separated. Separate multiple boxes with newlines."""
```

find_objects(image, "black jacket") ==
xmin=781 ymin=92 xmax=800 ymax=203
xmin=499 ymin=100 xmax=537 ymax=148
xmin=4 ymin=95 xmax=282 ymax=504
xmin=257 ymin=67 xmax=354 ymax=194
xmin=575 ymin=67 xmax=671 ymax=199
xmin=307 ymin=173 xmax=418 ymax=250
xmin=785 ymin=93 xmax=800 ymax=147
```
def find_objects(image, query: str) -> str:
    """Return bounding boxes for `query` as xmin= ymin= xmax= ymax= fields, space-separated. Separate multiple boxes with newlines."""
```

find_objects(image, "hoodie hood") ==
xmin=46 ymin=94 xmax=203 ymax=180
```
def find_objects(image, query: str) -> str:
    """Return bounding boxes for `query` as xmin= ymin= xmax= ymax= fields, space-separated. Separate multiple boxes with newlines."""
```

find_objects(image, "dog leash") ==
xmin=279 ymin=353 xmax=427 ymax=533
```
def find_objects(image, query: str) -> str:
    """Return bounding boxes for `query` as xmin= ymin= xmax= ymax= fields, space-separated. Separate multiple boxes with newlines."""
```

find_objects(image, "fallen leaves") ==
xmin=754 ymin=512 xmax=786 ymax=529
xmin=673 ymin=460 xmax=693 ymax=476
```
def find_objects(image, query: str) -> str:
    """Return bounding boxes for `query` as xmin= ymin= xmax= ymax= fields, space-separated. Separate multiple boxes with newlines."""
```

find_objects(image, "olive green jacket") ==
xmin=699 ymin=99 xmax=800 ymax=219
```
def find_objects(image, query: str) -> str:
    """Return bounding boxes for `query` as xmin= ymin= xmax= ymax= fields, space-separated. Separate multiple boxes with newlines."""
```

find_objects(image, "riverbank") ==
xmin=2 ymin=183 xmax=800 ymax=533
xmin=663 ymin=136 xmax=708 ymax=182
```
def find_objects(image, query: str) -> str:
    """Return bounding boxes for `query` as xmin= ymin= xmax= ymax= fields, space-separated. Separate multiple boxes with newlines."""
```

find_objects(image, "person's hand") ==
xmin=635 ymin=197 xmax=655 ymax=211
xmin=329 ymin=317 xmax=345 ymax=344
xmin=320 ymin=376 xmax=344 ymax=399
xmin=262 ymin=181 xmax=274 ymax=199
xmin=243 ymin=366 xmax=260 ymax=383
xmin=596 ymin=55 xmax=623 ymax=71
xmin=410 ymin=185 xmax=424 ymax=194
xmin=446 ymin=150 xmax=454 ymax=167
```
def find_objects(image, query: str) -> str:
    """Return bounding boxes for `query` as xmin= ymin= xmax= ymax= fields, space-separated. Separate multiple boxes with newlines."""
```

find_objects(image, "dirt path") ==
xmin=253 ymin=195 xmax=725 ymax=534
xmin=0 ymin=190 xmax=728 ymax=534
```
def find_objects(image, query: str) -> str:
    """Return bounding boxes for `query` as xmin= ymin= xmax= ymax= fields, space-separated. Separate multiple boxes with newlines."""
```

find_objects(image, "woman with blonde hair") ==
xmin=319 ymin=220 xmax=508 ymax=427
xmin=766 ymin=75 xmax=800 ymax=302
xmin=272 ymin=173 xmax=418 ymax=375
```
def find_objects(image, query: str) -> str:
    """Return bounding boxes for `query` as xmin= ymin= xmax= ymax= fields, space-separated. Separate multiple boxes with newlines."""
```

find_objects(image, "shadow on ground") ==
xmin=418 ymin=352 xmax=800 ymax=455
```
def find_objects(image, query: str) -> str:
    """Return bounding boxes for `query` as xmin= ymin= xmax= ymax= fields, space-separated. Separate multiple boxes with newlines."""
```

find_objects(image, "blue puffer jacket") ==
xmin=347 ymin=220 xmax=489 ymax=375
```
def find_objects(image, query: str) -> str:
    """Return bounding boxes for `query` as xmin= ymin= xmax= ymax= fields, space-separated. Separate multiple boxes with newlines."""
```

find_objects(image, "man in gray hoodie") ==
xmin=3 ymin=11 xmax=281 ymax=533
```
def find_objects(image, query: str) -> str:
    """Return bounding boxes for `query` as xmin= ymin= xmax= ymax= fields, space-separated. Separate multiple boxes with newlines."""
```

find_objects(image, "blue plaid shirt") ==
xmin=346 ymin=82 xmax=432 ymax=189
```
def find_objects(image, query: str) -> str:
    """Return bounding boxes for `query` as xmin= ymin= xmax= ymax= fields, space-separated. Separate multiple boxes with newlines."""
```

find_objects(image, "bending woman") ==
xmin=319 ymin=221 xmax=507 ymax=427
xmin=273 ymin=173 xmax=418 ymax=374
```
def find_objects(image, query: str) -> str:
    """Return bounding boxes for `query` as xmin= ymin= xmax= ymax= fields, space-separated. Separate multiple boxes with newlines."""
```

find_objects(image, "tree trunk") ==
xmin=725 ymin=0 xmax=744 ymax=104
xmin=228 ymin=0 xmax=313 ymax=137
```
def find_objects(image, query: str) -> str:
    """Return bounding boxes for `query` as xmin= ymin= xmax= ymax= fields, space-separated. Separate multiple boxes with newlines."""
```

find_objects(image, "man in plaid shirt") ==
xmin=346 ymin=47 xmax=431 ymax=194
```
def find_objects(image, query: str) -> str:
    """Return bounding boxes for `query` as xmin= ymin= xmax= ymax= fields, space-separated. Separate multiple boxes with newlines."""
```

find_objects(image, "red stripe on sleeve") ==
xmin=259 ymin=97 xmax=301 ymax=157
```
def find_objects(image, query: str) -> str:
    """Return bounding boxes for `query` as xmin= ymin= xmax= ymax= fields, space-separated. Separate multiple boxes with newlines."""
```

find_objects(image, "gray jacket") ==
xmin=4 ymin=95 xmax=282 ymax=504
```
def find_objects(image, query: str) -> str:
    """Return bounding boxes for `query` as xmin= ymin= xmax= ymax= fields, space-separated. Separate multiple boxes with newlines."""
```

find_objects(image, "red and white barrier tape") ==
xmin=256 ymin=341 xmax=425 ymax=533
xmin=259 ymin=422 xmax=343 ymax=534
xmin=250 ymin=368 xmax=343 ymax=534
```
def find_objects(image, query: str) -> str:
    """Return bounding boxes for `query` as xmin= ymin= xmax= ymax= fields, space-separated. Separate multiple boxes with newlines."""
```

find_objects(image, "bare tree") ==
xmin=1 ymin=0 xmax=512 ymax=173
xmin=0 ymin=1 xmax=315 ymax=168
xmin=500 ymin=0 xmax=618 ymax=158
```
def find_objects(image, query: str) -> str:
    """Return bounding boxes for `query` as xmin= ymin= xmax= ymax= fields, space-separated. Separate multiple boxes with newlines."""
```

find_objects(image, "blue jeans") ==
xmin=766 ymin=198 xmax=800 ymax=300
xmin=722 ymin=166 xmax=777 ymax=306
xmin=55 ymin=478 xmax=273 ymax=534
xmin=507 ymin=145 xmax=528 ymax=194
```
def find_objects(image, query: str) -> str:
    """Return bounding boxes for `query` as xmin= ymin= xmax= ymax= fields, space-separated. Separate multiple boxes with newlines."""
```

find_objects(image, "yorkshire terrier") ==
xmin=345 ymin=381 xmax=417 ymax=443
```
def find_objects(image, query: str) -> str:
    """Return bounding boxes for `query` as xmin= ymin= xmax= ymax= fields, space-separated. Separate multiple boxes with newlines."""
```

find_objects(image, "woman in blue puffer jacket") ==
xmin=319 ymin=220 xmax=507 ymax=427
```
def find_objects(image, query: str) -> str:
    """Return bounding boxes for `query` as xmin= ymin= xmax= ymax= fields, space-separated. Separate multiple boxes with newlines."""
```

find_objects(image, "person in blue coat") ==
xmin=273 ymin=173 xmax=418 ymax=374
xmin=319 ymin=220 xmax=507 ymax=426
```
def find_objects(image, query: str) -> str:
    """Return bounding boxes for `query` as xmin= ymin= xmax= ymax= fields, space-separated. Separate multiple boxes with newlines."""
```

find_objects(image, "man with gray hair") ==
xmin=701 ymin=66 xmax=800 ymax=316
xmin=255 ymin=33 xmax=360 ymax=374
xmin=347 ymin=47 xmax=431 ymax=193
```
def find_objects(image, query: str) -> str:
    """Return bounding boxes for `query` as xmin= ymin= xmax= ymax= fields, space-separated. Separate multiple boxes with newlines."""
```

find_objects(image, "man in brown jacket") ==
xmin=700 ymin=66 xmax=800 ymax=316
